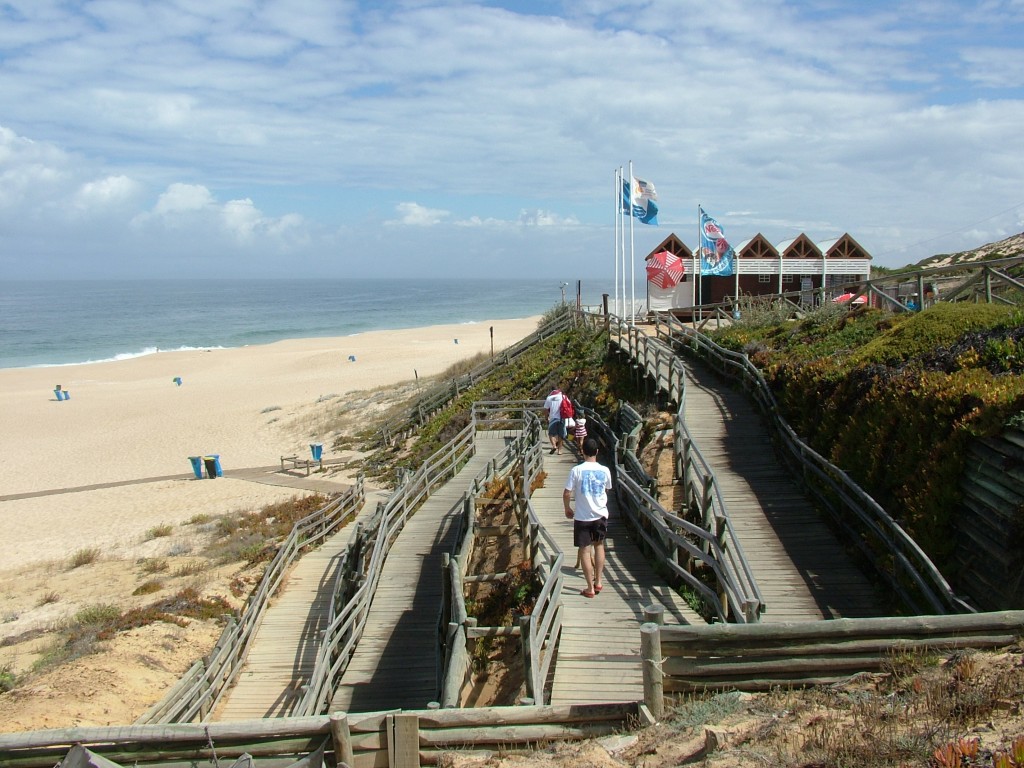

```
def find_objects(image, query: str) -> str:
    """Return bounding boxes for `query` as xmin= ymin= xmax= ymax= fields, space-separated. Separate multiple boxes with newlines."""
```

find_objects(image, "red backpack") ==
xmin=559 ymin=394 xmax=574 ymax=419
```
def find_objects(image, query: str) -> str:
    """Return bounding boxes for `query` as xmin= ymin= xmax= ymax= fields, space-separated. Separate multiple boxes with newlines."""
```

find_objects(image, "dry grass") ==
xmin=66 ymin=547 xmax=100 ymax=569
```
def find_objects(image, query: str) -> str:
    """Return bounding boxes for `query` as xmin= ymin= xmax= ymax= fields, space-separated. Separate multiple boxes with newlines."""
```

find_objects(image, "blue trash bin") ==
xmin=54 ymin=389 xmax=63 ymax=401
xmin=62 ymin=391 xmax=70 ymax=400
xmin=188 ymin=457 xmax=203 ymax=479
xmin=310 ymin=443 xmax=323 ymax=461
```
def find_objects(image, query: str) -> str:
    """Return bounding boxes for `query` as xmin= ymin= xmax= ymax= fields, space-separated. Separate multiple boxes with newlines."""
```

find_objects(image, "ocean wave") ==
xmin=26 ymin=345 xmax=229 ymax=369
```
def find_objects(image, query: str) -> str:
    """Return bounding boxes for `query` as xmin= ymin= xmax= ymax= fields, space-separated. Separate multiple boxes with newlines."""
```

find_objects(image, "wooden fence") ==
xmin=377 ymin=309 xmax=576 ymax=447
xmin=658 ymin=253 xmax=1024 ymax=327
xmin=639 ymin=610 xmax=1024 ymax=717
xmin=295 ymin=418 xmax=491 ymax=717
xmin=652 ymin=313 xmax=972 ymax=616
xmin=439 ymin=402 xmax=564 ymax=707
xmin=955 ymin=426 xmax=1024 ymax=611
xmin=137 ymin=477 xmax=366 ymax=724
xmin=0 ymin=702 xmax=650 ymax=768
xmin=588 ymin=314 xmax=763 ymax=623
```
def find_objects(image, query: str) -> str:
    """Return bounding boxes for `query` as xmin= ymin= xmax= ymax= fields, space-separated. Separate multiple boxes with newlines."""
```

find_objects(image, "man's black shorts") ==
xmin=573 ymin=518 xmax=608 ymax=547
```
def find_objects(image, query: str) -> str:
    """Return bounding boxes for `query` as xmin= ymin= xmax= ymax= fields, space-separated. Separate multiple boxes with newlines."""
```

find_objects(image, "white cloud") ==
xmin=390 ymin=202 xmax=450 ymax=226
xmin=151 ymin=183 xmax=216 ymax=216
xmin=1 ymin=3 xmax=1023 ymax=277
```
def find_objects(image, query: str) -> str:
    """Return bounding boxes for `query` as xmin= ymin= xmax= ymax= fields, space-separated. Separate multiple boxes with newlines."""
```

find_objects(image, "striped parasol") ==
xmin=646 ymin=250 xmax=685 ymax=289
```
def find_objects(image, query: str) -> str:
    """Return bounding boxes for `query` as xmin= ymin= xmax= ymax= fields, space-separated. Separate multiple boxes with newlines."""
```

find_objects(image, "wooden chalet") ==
xmin=646 ymin=231 xmax=871 ymax=309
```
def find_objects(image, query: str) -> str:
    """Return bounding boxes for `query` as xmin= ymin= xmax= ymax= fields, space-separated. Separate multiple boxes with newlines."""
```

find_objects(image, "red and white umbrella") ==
xmin=833 ymin=292 xmax=867 ymax=304
xmin=646 ymin=250 xmax=685 ymax=289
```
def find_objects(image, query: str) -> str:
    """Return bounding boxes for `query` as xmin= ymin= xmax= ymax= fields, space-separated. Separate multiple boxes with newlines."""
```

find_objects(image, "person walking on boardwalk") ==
xmin=563 ymin=437 xmax=612 ymax=598
xmin=544 ymin=387 xmax=568 ymax=454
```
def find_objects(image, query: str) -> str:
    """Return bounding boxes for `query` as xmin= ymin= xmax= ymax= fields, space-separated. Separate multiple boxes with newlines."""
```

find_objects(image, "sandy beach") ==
xmin=0 ymin=316 xmax=542 ymax=572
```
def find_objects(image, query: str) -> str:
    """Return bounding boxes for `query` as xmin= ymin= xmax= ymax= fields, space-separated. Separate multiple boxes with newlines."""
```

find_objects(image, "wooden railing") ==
xmin=136 ymin=477 xmax=366 ymax=724
xmin=653 ymin=253 xmax=1024 ymax=328
xmin=597 ymin=315 xmax=763 ymax=623
xmin=653 ymin=312 xmax=973 ymax=615
xmin=440 ymin=402 xmax=563 ymax=707
xmin=639 ymin=611 xmax=1024 ymax=715
xmin=0 ymin=702 xmax=651 ymax=768
xmin=377 ymin=309 xmax=576 ymax=446
xmin=295 ymin=419 xmax=485 ymax=716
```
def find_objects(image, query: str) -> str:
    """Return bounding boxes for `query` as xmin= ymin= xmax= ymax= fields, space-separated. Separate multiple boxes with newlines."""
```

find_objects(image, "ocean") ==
xmin=0 ymin=279 xmax=615 ymax=369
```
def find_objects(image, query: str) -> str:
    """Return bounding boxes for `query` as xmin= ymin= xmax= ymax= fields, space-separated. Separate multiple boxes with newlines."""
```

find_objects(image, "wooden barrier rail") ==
xmin=639 ymin=611 xmax=1024 ymax=718
xmin=0 ymin=702 xmax=649 ymax=768
xmin=137 ymin=477 xmax=366 ymax=724
xmin=439 ymin=402 xmax=562 ymax=707
xmin=653 ymin=312 xmax=972 ymax=616
xmin=589 ymin=313 xmax=763 ymax=623
xmin=377 ymin=309 xmax=576 ymax=447
xmin=296 ymin=422 xmax=484 ymax=716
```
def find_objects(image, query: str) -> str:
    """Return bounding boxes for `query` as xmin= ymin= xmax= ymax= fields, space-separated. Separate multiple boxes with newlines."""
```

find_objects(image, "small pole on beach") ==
xmin=490 ymin=326 xmax=494 ymax=359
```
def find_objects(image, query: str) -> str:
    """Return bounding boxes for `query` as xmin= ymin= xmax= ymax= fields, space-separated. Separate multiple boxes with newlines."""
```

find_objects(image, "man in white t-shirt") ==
xmin=544 ymin=387 xmax=566 ymax=454
xmin=563 ymin=437 xmax=612 ymax=598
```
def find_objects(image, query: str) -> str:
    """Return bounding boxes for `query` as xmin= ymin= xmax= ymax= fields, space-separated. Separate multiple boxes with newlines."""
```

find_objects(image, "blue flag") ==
xmin=622 ymin=177 xmax=659 ymax=225
xmin=699 ymin=207 xmax=735 ymax=276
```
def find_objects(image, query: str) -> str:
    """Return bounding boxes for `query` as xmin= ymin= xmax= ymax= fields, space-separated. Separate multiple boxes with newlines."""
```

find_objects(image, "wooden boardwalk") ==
xmin=214 ymin=487 xmax=388 ymax=720
xmin=681 ymin=356 xmax=884 ymax=621
xmin=529 ymin=445 xmax=704 ymax=706
xmin=329 ymin=435 xmax=510 ymax=713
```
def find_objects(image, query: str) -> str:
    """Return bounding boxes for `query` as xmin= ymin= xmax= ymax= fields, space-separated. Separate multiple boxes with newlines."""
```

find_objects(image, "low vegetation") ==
xmin=709 ymin=302 xmax=1024 ymax=567
xmin=2 ymin=493 xmax=329 ymax=694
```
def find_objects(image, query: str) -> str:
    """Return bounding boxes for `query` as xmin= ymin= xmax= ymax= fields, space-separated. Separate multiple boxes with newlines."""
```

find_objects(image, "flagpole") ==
xmin=735 ymin=254 xmax=740 ymax=307
xmin=613 ymin=168 xmax=620 ymax=317
xmin=614 ymin=166 xmax=622 ymax=319
xmin=628 ymin=160 xmax=635 ymax=325
xmin=697 ymin=205 xmax=702 ymax=319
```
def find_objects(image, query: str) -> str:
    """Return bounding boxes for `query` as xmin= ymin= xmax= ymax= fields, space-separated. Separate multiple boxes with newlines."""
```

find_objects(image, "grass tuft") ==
xmin=67 ymin=547 xmax=101 ymax=569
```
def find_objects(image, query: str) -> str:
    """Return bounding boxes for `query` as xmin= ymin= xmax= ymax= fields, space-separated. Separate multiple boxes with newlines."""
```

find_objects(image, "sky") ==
xmin=1 ymin=0 xmax=1023 ymax=281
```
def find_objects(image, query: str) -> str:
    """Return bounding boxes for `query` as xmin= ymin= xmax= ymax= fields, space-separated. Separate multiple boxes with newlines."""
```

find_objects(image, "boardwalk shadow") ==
xmin=682 ymin=355 xmax=884 ymax=619
xmin=339 ymin=496 xmax=463 ymax=712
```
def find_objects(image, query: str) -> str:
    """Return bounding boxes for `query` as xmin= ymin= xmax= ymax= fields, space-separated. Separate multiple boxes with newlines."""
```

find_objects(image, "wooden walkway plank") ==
xmin=529 ymin=445 xmax=703 ymax=707
xmin=329 ymin=435 xmax=511 ymax=714
xmin=214 ymin=501 xmax=375 ymax=721
xmin=680 ymin=355 xmax=885 ymax=622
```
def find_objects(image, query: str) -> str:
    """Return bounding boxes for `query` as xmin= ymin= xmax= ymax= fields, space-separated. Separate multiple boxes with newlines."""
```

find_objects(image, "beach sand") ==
xmin=0 ymin=316 xmax=542 ymax=730
xmin=0 ymin=316 xmax=541 ymax=571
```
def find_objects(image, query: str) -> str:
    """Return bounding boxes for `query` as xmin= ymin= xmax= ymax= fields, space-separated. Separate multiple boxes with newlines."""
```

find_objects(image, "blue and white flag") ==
xmin=699 ymin=207 xmax=735 ymax=276
xmin=622 ymin=177 xmax=659 ymax=225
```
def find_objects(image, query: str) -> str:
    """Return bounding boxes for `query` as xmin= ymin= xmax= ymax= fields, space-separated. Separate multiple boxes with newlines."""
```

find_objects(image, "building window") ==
xmin=782 ymin=274 xmax=794 ymax=284
xmin=758 ymin=275 xmax=770 ymax=283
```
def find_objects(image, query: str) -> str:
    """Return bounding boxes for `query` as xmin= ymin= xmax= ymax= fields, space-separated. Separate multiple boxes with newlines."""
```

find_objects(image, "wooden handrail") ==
xmin=653 ymin=313 xmax=972 ymax=615
xmin=136 ymin=477 xmax=365 ymax=724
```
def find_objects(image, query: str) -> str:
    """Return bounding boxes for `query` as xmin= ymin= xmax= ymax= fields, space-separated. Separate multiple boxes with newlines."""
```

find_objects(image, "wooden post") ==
xmin=519 ymin=614 xmax=534 ymax=699
xmin=441 ymin=553 xmax=451 ymax=631
xmin=330 ymin=713 xmax=355 ymax=767
xmin=643 ymin=604 xmax=665 ymax=625
xmin=640 ymin=622 xmax=664 ymax=721
xmin=389 ymin=713 xmax=420 ymax=768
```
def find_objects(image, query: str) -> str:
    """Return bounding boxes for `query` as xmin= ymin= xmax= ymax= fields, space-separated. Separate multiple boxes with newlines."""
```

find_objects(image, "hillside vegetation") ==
xmin=708 ymin=301 xmax=1024 ymax=570
xmin=359 ymin=309 xmax=635 ymax=484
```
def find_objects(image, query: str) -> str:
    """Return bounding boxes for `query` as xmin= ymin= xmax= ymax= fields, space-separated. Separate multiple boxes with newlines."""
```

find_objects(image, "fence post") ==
xmin=330 ymin=713 xmax=355 ymax=767
xmin=640 ymin=622 xmax=664 ymax=721
xmin=387 ymin=713 xmax=421 ymax=768
xmin=519 ymin=614 xmax=534 ymax=700
xmin=441 ymin=553 xmax=451 ymax=631
xmin=643 ymin=604 xmax=665 ymax=625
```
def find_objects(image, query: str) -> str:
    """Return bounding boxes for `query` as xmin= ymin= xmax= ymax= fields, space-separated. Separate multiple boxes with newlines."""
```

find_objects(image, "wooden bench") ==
xmin=279 ymin=455 xmax=322 ymax=476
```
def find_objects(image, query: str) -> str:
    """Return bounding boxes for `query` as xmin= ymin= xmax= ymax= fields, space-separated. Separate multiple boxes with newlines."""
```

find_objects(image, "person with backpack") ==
xmin=544 ymin=387 xmax=571 ymax=454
